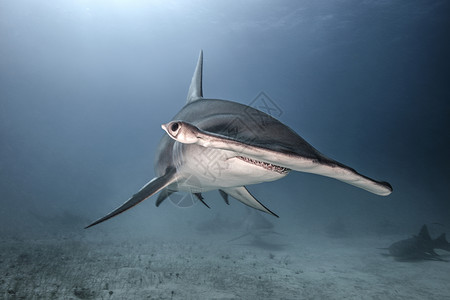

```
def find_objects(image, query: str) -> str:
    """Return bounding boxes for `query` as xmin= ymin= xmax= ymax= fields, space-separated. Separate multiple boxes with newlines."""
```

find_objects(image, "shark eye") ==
xmin=171 ymin=122 xmax=179 ymax=132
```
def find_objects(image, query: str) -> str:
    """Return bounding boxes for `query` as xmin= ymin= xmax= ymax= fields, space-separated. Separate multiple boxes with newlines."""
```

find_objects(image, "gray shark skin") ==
xmin=86 ymin=51 xmax=392 ymax=228
xmin=382 ymin=225 xmax=450 ymax=261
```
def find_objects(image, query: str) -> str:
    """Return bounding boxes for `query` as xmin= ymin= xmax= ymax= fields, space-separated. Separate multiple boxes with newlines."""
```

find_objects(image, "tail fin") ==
xmin=434 ymin=233 xmax=450 ymax=252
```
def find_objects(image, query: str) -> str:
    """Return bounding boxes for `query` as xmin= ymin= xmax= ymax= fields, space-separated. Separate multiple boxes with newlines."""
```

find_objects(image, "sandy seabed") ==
xmin=1 ymin=231 xmax=449 ymax=300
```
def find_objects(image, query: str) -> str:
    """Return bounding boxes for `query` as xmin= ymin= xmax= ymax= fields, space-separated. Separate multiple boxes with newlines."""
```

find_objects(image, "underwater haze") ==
xmin=1 ymin=1 xmax=449 ymax=299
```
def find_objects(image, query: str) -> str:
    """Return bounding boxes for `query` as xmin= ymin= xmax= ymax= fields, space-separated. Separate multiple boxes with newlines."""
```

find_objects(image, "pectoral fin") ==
xmin=85 ymin=167 xmax=178 ymax=228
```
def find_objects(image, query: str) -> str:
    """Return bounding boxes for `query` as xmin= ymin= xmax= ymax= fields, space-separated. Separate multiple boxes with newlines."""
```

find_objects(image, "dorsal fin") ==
xmin=186 ymin=50 xmax=203 ymax=103
xmin=418 ymin=224 xmax=432 ymax=240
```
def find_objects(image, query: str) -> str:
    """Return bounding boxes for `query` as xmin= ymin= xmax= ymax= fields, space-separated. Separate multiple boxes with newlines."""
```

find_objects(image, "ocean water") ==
xmin=1 ymin=1 xmax=449 ymax=299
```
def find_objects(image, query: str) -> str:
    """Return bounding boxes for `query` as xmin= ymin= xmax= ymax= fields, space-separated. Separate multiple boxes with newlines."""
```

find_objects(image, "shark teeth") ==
xmin=236 ymin=156 xmax=290 ymax=174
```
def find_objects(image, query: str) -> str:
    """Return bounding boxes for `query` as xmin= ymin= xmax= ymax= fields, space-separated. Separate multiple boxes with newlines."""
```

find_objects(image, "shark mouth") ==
xmin=236 ymin=156 xmax=290 ymax=174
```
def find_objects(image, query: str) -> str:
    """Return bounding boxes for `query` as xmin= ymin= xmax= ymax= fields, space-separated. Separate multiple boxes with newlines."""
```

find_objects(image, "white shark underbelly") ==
xmin=171 ymin=142 xmax=289 ymax=192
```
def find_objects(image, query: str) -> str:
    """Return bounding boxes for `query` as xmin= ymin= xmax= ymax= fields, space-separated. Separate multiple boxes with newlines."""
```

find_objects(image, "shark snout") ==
xmin=161 ymin=121 xmax=182 ymax=139
xmin=161 ymin=121 xmax=200 ymax=145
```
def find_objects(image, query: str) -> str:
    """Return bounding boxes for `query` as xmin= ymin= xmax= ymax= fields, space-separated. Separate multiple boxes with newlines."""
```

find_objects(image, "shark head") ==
xmin=85 ymin=51 xmax=392 ymax=229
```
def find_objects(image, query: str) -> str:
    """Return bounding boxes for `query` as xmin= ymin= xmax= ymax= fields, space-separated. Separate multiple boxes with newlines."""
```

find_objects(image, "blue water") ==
xmin=1 ymin=1 xmax=449 ymax=298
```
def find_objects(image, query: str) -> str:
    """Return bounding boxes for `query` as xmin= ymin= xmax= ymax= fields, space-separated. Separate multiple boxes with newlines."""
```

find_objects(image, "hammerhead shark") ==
xmin=381 ymin=225 xmax=450 ymax=261
xmin=86 ymin=51 xmax=392 ymax=228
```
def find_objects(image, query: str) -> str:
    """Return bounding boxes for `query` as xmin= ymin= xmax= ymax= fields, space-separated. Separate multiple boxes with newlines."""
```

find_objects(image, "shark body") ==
xmin=86 ymin=51 xmax=392 ymax=228
xmin=382 ymin=225 xmax=450 ymax=261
